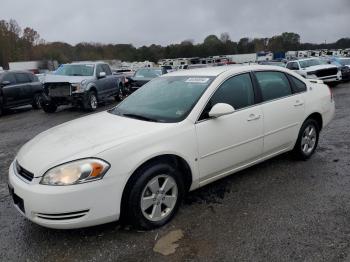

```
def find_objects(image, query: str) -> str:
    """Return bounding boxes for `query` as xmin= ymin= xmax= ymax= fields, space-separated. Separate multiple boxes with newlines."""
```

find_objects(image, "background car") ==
xmin=0 ymin=70 xmax=43 ymax=115
xmin=42 ymin=62 xmax=125 ymax=113
xmin=125 ymin=67 xmax=167 ymax=93
xmin=286 ymin=58 xmax=341 ymax=83
xmin=326 ymin=57 xmax=350 ymax=82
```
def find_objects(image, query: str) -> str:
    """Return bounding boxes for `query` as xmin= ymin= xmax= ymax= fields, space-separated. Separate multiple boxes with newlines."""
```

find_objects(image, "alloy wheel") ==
xmin=140 ymin=175 xmax=178 ymax=222
xmin=301 ymin=125 xmax=317 ymax=155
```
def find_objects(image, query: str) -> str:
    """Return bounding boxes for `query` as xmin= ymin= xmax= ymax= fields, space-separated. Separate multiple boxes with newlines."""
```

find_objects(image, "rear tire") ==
xmin=32 ymin=93 xmax=43 ymax=109
xmin=115 ymin=85 xmax=124 ymax=101
xmin=293 ymin=118 xmax=320 ymax=160
xmin=42 ymin=102 xmax=57 ymax=113
xmin=123 ymin=163 xmax=184 ymax=230
xmin=83 ymin=91 xmax=98 ymax=111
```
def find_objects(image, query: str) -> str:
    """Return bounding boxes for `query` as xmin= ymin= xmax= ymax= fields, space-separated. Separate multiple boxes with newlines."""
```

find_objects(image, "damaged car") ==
xmin=42 ymin=62 xmax=125 ymax=113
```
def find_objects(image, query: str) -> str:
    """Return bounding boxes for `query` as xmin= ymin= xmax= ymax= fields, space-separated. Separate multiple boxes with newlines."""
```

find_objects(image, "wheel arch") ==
xmin=305 ymin=112 xmax=323 ymax=131
xmin=120 ymin=154 xmax=193 ymax=219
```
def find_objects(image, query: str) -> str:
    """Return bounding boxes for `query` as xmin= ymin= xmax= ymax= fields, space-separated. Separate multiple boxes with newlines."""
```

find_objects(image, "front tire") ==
xmin=293 ymin=118 xmax=320 ymax=160
xmin=32 ymin=93 xmax=43 ymax=109
xmin=115 ymin=85 xmax=124 ymax=101
xmin=42 ymin=102 xmax=57 ymax=113
xmin=83 ymin=91 xmax=98 ymax=111
xmin=124 ymin=163 xmax=184 ymax=230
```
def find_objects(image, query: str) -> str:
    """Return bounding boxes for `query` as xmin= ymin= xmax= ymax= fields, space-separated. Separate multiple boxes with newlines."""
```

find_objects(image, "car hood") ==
xmin=43 ymin=74 xmax=94 ymax=84
xmin=302 ymin=64 xmax=338 ymax=72
xmin=16 ymin=111 xmax=173 ymax=177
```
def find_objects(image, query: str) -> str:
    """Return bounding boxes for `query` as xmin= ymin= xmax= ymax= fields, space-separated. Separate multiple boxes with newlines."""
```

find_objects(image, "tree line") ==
xmin=0 ymin=19 xmax=349 ymax=69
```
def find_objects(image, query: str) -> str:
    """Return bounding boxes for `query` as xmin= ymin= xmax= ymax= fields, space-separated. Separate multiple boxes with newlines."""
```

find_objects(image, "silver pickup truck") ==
xmin=42 ymin=62 xmax=125 ymax=113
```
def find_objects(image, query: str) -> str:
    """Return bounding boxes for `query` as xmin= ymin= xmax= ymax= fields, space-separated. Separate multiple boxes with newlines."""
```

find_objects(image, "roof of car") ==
xmin=69 ymin=61 xmax=106 ymax=65
xmin=289 ymin=58 xmax=321 ymax=62
xmin=164 ymin=64 xmax=289 ymax=77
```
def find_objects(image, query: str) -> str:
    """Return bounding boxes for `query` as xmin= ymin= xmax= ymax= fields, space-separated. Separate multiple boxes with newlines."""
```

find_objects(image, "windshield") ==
xmin=109 ymin=76 xmax=215 ymax=123
xmin=55 ymin=64 xmax=95 ymax=76
xmin=299 ymin=59 xmax=327 ymax=69
xmin=134 ymin=68 xmax=162 ymax=78
xmin=339 ymin=58 xmax=350 ymax=66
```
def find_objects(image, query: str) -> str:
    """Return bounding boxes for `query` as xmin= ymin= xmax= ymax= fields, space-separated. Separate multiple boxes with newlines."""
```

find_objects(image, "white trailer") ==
xmin=8 ymin=61 xmax=43 ymax=73
xmin=226 ymin=53 xmax=256 ymax=64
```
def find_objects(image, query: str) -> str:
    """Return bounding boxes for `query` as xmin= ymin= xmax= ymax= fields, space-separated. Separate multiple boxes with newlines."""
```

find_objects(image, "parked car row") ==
xmin=1 ymin=56 xmax=348 ymax=116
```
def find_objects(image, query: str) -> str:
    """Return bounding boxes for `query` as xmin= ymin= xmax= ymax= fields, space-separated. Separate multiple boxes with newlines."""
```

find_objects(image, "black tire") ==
xmin=123 ymin=162 xmax=184 ymax=230
xmin=293 ymin=118 xmax=320 ymax=160
xmin=0 ymin=96 xmax=3 ymax=116
xmin=83 ymin=91 xmax=98 ymax=111
xmin=32 ymin=93 xmax=43 ymax=109
xmin=115 ymin=85 xmax=124 ymax=101
xmin=42 ymin=102 xmax=57 ymax=113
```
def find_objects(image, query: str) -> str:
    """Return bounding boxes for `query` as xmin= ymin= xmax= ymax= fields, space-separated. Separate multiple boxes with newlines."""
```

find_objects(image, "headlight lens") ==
xmin=40 ymin=159 xmax=110 ymax=186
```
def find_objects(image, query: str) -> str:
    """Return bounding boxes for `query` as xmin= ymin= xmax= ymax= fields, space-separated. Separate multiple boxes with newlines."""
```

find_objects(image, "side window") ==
xmin=3 ymin=73 xmax=16 ymax=84
xmin=102 ymin=64 xmax=112 ymax=75
xmin=15 ymin=73 xmax=31 ymax=84
xmin=200 ymin=73 xmax=255 ymax=120
xmin=96 ymin=65 xmax=103 ymax=76
xmin=255 ymin=71 xmax=292 ymax=102
xmin=289 ymin=75 xmax=307 ymax=93
xmin=287 ymin=62 xmax=299 ymax=70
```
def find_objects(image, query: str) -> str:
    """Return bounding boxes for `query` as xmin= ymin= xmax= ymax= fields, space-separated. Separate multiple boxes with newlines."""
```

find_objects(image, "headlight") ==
xmin=40 ymin=159 xmax=110 ymax=186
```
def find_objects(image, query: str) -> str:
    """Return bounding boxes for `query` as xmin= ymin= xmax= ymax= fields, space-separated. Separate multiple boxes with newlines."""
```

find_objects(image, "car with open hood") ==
xmin=42 ymin=62 xmax=125 ymax=113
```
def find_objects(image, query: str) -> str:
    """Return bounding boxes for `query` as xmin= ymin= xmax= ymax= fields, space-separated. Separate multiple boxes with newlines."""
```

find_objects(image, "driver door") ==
xmin=195 ymin=73 xmax=264 ymax=184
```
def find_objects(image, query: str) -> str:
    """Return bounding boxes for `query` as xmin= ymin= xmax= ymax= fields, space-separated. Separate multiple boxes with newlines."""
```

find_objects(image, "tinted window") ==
xmin=15 ymin=73 xmax=31 ymax=84
xmin=96 ymin=65 xmax=103 ymax=76
xmin=2 ymin=73 xmax=16 ymax=84
xmin=287 ymin=62 xmax=299 ymax=70
xmin=255 ymin=71 xmax=292 ymax=101
xmin=200 ymin=73 xmax=254 ymax=120
xmin=289 ymin=75 xmax=307 ymax=93
xmin=102 ymin=64 xmax=112 ymax=75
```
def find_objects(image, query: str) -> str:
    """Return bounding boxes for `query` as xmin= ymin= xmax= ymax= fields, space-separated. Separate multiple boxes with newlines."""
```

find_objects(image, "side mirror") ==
xmin=209 ymin=103 xmax=235 ymax=118
xmin=98 ymin=72 xmax=106 ymax=78
xmin=1 ymin=80 xmax=11 ymax=87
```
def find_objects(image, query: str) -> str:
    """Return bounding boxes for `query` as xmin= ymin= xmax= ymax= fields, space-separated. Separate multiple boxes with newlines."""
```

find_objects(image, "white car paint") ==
xmin=8 ymin=65 xmax=335 ymax=229
xmin=286 ymin=58 xmax=341 ymax=82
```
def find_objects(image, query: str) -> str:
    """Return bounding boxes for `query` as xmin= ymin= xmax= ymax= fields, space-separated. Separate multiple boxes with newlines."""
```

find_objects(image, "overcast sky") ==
xmin=1 ymin=0 xmax=349 ymax=46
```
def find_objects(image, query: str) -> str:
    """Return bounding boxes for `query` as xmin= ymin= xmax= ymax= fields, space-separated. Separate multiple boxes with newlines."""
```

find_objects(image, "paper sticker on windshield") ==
xmin=185 ymin=78 xmax=210 ymax=84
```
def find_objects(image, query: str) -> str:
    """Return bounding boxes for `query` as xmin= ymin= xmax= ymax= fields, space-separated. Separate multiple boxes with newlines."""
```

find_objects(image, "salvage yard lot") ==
xmin=0 ymin=82 xmax=350 ymax=261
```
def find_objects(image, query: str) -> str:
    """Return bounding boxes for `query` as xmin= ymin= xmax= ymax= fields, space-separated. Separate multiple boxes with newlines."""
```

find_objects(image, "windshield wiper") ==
xmin=122 ymin=113 xmax=159 ymax=122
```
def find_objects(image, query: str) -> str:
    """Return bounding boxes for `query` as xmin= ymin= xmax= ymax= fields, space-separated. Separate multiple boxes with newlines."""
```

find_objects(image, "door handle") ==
xmin=247 ymin=114 xmax=261 ymax=121
xmin=294 ymin=100 xmax=304 ymax=107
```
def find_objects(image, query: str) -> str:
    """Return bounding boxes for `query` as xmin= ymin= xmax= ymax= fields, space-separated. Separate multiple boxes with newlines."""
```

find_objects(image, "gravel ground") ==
xmin=0 ymin=82 xmax=349 ymax=262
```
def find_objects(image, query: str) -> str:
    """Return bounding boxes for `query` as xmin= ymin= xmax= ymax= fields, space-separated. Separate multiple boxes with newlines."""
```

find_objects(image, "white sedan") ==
xmin=8 ymin=65 xmax=335 ymax=229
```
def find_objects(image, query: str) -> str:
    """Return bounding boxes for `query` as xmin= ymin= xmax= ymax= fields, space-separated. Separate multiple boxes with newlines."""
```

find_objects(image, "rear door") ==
xmin=14 ymin=72 xmax=33 ymax=103
xmin=253 ymin=71 xmax=306 ymax=156
xmin=195 ymin=73 xmax=264 ymax=184
xmin=102 ymin=64 xmax=117 ymax=95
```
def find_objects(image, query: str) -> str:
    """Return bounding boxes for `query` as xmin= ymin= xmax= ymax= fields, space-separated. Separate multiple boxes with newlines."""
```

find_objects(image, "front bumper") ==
xmin=43 ymin=92 xmax=87 ymax=106
xmin=8 ymin=161 xmax=121 ymax=229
